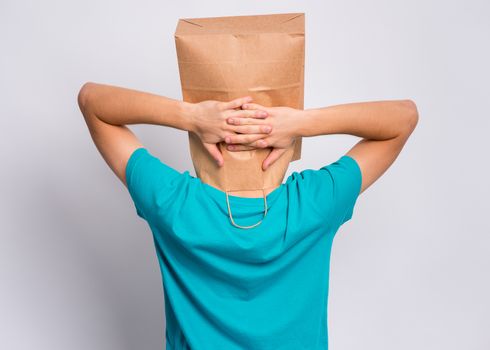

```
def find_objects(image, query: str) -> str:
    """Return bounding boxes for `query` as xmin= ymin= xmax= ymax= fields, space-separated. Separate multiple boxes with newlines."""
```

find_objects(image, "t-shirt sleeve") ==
xmin=125 ymin=147 xmax=184 ymax=222
xmin=319 ymin=155 xmax=363 ymax=226
xmin=292 ymin=154 xmax=362 ymax=230
xmin=298 ymin=155 xmax=362 ymax=230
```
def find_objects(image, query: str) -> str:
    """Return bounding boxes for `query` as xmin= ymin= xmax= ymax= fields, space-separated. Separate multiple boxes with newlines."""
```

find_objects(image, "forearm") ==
xmin=78 ymin=82 xmax=194 ymax=131
xmin=297 ymin=99 xmax=418 ymax=140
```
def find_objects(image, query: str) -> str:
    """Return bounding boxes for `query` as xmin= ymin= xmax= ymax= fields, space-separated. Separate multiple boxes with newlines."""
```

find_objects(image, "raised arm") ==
xmin=223 ymin=99 xmax=419 ymax=194
xmin=76 ymin=82 xmax=271 ymax=187
xmin=299 ymin=100 xmax=418 ymax=194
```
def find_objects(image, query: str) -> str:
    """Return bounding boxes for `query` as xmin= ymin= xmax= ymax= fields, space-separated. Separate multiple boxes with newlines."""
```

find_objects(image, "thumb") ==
xmin=204 ymin=143 xmax=224 ymax=167
xmin=262 ymin=148 xmax=286 ymax=171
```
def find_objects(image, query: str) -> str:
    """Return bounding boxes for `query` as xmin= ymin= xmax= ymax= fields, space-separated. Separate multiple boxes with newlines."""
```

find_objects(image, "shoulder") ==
xmin=286 ymin=155 xmax=362 ymax=227
xmin=125 ymin=148 xmax=185 ymax=188
xmin=125 ymin=147 xmax=191 ymax=221
xmin=287 ymin=155 xmax=360 ymax=191
xmin=320 ymin=155 xmax=362 ymax=187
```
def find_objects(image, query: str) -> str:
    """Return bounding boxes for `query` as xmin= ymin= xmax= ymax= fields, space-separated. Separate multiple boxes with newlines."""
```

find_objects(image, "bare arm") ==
xmin=77 ymin=82 xmax=271 ymax=186
xmin=298 ymin=100 xmax=417 ymax=140
xmin=224 ymin=99 xmax=419 ymax=194
xmin=300 ymin=100 xmax=419 ymax=194
xmin=77 ymin=82 xmax=193 ymax=188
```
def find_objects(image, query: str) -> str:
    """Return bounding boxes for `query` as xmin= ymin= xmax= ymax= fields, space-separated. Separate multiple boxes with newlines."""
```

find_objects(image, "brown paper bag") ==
xmin=174 ymin=13 xmax=305 ymax=228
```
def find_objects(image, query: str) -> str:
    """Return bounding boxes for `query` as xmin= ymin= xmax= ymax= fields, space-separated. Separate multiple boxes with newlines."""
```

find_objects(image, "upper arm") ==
xmin=344 ymin=100 xmax=419 ymax=195
xmin=78 ymin=87 xmax=143 ymax=187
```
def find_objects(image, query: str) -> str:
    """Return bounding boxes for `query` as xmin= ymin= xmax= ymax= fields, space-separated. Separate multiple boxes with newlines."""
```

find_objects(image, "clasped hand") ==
xmin=189 ymin=96 xmax=300 ymax=171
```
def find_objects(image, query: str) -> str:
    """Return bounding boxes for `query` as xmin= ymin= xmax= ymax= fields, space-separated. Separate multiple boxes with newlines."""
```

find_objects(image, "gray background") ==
xmin=1 ymin=0 xmax=489 ymax=349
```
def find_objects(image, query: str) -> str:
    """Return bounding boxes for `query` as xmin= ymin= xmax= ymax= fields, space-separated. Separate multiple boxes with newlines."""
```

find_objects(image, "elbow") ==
xmin=400 ymin=99 xmax=419 ymax=132
xmin=77 ymin=81 xmax=96 ymax=112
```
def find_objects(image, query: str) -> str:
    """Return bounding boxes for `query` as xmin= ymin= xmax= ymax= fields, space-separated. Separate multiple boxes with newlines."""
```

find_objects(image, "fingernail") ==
xmin=260 ymin=111 xmax=268 ymax=117
xmin=225 ymin=136 xmax=231 ymax=143
xmin=228 ymin=145 xmax=234 ymax=150
xmin=242 ymin=104 xmax=248 ymax=109
xmin=228 ymin=118 xmax=234 ymax=124
xmin=263 ymin=126 xmax=271 ymax=133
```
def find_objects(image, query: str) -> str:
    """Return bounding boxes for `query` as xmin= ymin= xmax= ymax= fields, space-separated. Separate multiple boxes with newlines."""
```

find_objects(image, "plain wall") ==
xmin=1 ymin=0 xmax=489 ymax=349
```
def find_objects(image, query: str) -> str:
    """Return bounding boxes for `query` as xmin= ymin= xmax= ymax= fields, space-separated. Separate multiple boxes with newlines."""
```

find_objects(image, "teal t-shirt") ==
xmin=125 ymin=147 xmax=362 ymax=350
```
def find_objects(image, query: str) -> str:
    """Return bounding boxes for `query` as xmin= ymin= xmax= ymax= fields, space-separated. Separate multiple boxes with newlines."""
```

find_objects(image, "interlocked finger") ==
xmin=229 ymin=124 xmax=272 ymax=134
xmin=241 ymin=102 xmax=266 ymax=111
xmin=246 ymin=138 xmax=269 ymax=148
xmin=225 ymin=133 xmax=269 ymax=145
xmin=223 ymin=96 xmax=253 ymax=110
xmin=227 ymin=109 xmax=268 ymax=120
xmin=227 ymin=117 xmax=271 ymax=126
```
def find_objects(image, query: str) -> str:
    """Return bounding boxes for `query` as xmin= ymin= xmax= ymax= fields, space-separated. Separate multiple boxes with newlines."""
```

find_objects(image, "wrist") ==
xmin=181 ymin=101 xmax=197 ymax=133
xmin=292 ymin=109 xmax=310 ymax=138
xmin=296 ymin=108 xmax=330 ymax=137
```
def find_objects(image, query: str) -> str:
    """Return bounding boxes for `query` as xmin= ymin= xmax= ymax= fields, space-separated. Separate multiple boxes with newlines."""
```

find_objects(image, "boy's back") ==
xmin=126 ymin=147 xmax=362 ymax=350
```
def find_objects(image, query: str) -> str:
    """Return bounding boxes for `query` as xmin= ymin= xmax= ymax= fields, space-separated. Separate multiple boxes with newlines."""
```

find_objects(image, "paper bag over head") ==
xmin=174 ymin=12 xmax=305 ymax=197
